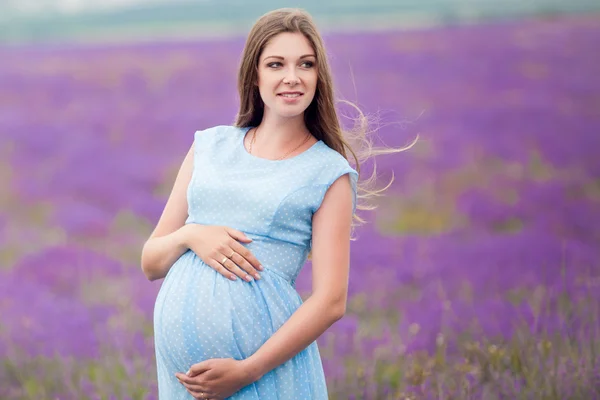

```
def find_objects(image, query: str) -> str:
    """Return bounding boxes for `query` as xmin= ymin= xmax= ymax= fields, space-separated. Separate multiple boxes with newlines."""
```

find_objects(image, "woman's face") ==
xmin=256 ymin=32 xmax=318 ymax=120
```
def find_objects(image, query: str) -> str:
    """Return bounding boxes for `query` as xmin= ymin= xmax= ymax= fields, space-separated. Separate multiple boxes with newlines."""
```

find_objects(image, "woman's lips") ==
xmin=277 ymin=93 xmax=303 ymax=102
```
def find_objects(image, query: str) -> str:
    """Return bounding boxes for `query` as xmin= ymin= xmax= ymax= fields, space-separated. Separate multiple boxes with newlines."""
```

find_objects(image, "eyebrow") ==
xmin=262 ymin=54 xmax=316 ymax=62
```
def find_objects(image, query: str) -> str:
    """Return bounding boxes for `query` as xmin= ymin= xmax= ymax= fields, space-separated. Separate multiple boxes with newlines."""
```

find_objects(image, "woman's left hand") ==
xmin=175 ymin=358 xmax=257 ymax=399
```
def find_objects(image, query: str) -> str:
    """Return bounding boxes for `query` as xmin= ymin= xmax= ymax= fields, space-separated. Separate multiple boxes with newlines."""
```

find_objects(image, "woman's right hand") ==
xmin=181 ymin=224 xmax=263 ymax=282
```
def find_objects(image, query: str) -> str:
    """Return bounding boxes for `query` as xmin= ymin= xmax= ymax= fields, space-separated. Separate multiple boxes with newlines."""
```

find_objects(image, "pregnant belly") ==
xmin=153 ymin=250 xmax=303 ymax=371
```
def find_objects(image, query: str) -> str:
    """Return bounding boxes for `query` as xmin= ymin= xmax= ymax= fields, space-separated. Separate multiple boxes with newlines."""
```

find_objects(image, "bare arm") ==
xmin=140 ymin=144 xmax=194 ymax=281
xmin=240 ymin=174 xmax=353 ymax=381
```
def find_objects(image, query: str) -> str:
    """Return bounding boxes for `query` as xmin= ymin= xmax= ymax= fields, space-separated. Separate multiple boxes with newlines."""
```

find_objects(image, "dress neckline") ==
xmin=239 ymin=126 xmax=322 ymax=164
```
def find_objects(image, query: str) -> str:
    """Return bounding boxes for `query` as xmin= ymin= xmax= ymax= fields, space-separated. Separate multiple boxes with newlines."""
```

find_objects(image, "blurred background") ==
xmin=1 ymin=1 xmax=599 ymax=399
xmin=2 ymin=0 xmax=600 ymax=43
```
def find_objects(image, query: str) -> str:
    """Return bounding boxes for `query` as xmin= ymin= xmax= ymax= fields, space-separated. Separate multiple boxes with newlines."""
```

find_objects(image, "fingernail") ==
xmin=254 ymin=273 xmax=261 ymax=280
xmin=246 ymin=275 xmax=253 ymax=282
xmin=257 ymin=265 xmax=264 ymax=271
xmin=186 ymin=369 xmax=191 ymax=376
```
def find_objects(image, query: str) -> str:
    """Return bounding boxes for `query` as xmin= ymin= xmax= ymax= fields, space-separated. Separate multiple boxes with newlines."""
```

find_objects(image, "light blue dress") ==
xmin=153 ymin=125 xmax=358 ymax=399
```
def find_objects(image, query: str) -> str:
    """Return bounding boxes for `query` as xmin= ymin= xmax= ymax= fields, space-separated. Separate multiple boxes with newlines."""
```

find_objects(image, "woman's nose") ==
xmin=283 ymin=69 xmax=299 ymax=84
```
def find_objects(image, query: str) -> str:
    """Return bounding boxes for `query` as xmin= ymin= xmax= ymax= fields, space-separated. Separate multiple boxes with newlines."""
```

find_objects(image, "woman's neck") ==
xmin=254 ymin=114 xmax=312 ymax=150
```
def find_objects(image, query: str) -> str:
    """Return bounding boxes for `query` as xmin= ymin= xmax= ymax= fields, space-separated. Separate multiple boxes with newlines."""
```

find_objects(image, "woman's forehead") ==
xmin=262 ymin=32 xmax=314 ymax=56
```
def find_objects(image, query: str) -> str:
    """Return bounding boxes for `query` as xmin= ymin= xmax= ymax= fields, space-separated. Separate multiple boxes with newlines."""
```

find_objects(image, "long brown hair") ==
xmin=235 ymin=8 xmax=417 ymax=228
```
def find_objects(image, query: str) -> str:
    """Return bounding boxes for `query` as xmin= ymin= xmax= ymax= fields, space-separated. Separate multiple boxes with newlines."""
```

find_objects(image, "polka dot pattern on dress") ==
xmin=153 ymin=125 xmax=358 ymax=399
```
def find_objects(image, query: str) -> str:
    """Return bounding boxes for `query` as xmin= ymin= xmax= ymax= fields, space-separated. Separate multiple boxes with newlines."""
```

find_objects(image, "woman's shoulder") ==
xmin=313 ymin=142 xmax=356 ymax=170
xmin=194 ymin=124 xmax=238 ymax=138
xmin=190 ymin=125 xmax=240 ymax=158
xmin=310 ymin=143 xmax=358 ymax=185
xmin=193 ymin=125 xmax=241 ymax=147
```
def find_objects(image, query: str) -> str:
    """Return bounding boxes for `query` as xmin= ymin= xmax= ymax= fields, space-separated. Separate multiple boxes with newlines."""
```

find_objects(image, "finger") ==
xmin=176 ymin=375 xmax=213 ymax=394
xmin=229 ymin=251 xmax=261 ymax=280
xmin=188 ymin=362 xmax=212 ymax=377
xmin=175 ymin=372 xmax=196 ymax=384
xmin=184 ymin=385 xmax=210 ymax=400
xmin=229 ymin=240 xmax=263 ymax=272
xmin=205 ymin=258 xmax=238 ymax=281
xmin=225 ymin=227 xmax=253 ymax=243
xmin=219 ymin=253 xmax=255 ymax=282
xmin=180 ymin=380 xmax=204 ymax=391
xmin=183 ymin=382 xmax=211 ymax=396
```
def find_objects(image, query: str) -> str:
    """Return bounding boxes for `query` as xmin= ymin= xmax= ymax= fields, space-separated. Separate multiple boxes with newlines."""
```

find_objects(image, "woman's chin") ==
xmin=274 ymin=106 xmax=309 ymax=119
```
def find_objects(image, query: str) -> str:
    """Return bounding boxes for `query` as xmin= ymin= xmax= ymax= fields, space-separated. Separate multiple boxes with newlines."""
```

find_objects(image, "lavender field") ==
xmin=1 ymin=14 xmax=599 ymax=399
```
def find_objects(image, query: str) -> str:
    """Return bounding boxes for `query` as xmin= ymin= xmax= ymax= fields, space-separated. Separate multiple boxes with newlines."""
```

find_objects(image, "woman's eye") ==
xmin=267 ymin=61 xmax=314 ymax=68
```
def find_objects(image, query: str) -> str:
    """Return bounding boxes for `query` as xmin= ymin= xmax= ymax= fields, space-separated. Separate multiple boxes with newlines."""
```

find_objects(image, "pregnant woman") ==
xmin=141 ymin=8 xmax=410 ymax=399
